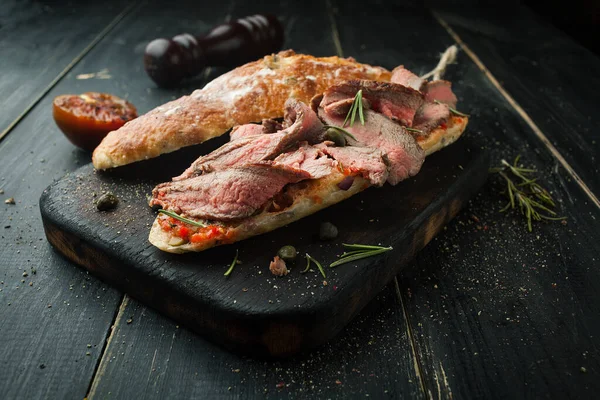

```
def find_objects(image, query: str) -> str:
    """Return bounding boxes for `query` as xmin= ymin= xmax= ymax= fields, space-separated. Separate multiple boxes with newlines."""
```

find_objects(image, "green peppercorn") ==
xmin=277 ymin=245 xmax=297 ymax=262
xmin=319 ymin=222 xmax=338 ymax=240
xmin=96 ymin=192 xmax=119 ymax=211
xmin=324 ymin=128 xmax=346 ymax=147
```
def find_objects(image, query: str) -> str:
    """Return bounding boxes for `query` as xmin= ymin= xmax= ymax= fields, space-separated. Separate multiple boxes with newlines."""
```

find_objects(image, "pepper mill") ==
xmin=144 ymin=14 xmax=284 ymax=88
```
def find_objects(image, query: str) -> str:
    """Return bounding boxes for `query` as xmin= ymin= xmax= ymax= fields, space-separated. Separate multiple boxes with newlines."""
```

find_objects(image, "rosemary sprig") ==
xmin=434 ymin=99 xmax=469 ymax=117
xmin=330 ymin=243 xmax=393 ymax=268
xmin=490 ymin=155 xmax=565 ymax=232
xmin=323 ymin=125 xmax=357 ymax=141
xmin=306 ymin=253 xmax=326 ymax=278
xmin=224 ymin=249 xmax=239 ymax=277
xmin=343 ymin=89 xmax=365 ymax=127
xmin=301 ymin=256 xmax=311 ymax=273
xmin=405 ymin=127 xmax=423 ymax=134
xmin=158 ymin=209 xmax=206 ymax=227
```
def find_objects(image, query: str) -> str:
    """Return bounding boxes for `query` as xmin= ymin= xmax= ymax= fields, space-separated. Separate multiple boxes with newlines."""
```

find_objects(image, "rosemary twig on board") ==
xmin=330 ymin=243 xmax=393 ymax=268
xmin=224 ymin=249 xmax=239 ymax=277
xmin=490 ymin=156 xmax=565 ymax=232
xmin=306 ymin=253 xmax=326 ymax=278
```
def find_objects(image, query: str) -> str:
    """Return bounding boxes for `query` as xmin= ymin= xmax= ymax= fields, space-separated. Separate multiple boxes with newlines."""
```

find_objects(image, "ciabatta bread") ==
xmin=92 ymin=50 xmax=391 ymax=170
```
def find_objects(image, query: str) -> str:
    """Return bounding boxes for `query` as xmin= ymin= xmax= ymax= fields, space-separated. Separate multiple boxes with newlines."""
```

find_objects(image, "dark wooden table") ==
xmin=1 ymin=0 xmax=599 ymax=398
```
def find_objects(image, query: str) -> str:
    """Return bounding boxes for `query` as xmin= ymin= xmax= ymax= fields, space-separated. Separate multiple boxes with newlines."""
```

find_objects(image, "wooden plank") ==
xmin=0 ymin=3 xmax=144 ymax=398
xmin=433 ymin=5 xmax=600 ymax=202
xmin=0 ymin=2 xmax=168 ymax=398
xmin=0 ymin=0 xmax=134 ymax=141
xmin=88 ymin=286 xmax=424 ymax=399
xmin=40 ymin=135 xmax=488 ymax=356
xmin=84 ymin=0 xmax=425 ymax=397
xmin=332 ymin=0 xmax=600 ymax=398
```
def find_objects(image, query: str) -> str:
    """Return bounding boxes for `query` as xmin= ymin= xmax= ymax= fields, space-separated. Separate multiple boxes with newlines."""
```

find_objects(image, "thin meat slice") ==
xmin=273 ymin=143 xmax=335 ymax=179
xmin=421 ymin=80 xmax=457 ymax=108
xmin=390 ymin=66 xmax=424 ymax=91
xmin=317 ymin=144 xmax=389 ymax=186
xmin=229 ymin=123 xmax=264 ymax=141
xmin=174 ymin=99 xmax=324 ymax=180
xmin=320 ymin=80 xmax=424 ymax=126
xmin=151 ymin=163 xmax=311 ymax=221
xmin=229 ymin=118 xmax=285 ymax=141
xmin=318 ymin=108 xmax=424 ymax=185
xmin=273 ymin=141 xmax=389 ymax=185
xmin=412 ymin=102 xmax=451 ymax=133
xmin=261 ymin=118 xmax=284 ymax=133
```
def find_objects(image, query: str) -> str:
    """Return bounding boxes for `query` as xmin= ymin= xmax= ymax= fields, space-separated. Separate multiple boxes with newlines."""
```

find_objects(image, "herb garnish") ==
xmin=158 ymin=209 xmax=207 ymax=227
xmin=490 ymin=155 xmax=565 ymax=232
xmin=434 ymin=99 xmax=469 ymax=117
xmin=330 ymin=243 xmax=393 ymax=268
xmin=301 ymin=256 xmax=311 ymax=273
xmin=343 ymin=89 xmax=365 ymax=127
xmin=323 ymin=125 xmax=357 ymax=141
xmin=305 ymin=253 xmax=326 ymax=278
xmin=224 ymin=249 xmax=239 ymax=277
xmin=405 ymin=127 xmax=423 ymax=134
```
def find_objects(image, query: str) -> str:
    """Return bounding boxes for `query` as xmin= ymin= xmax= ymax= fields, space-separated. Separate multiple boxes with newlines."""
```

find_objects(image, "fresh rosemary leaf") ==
xmin=306 ymin=254 xmax=326 ymax=278
xmin=340 ymin=250 xmax=367 ymax=258
xmin=434 ymin=99 xmax=469 ymax=117
xmin=224 ymin=249 xmax=239 ymax=277
xmin=330 ymin=247 xmax=392 ymax=268
xmin=301 ymin=255 xmax=311 ymax=273
xmin=405 ymin=127 xmax=423 ymax=133
xmin=342 ymin=243 xmax=390 ymax=251
xmin=323 ymin=125 xmax=357 ymax=141
xmin=357 ymin=90 xmax=364 ymax=125
xmin=158 ymin=209 xmax=207 ymax=227
xmin=490 ymin=156 xmax=566 ymax=232
xmin=343 ymin=89 xmax=365 ymax=127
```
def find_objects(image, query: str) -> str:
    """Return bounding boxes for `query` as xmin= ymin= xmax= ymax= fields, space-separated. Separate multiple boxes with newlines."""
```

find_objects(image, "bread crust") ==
xmin=93 ymin=50 xmax=391 ymax=170
xmin=148 ymin=115 xmax=468 ymax=253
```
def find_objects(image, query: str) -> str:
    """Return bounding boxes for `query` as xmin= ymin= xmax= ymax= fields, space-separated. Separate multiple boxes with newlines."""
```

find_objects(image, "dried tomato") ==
xmin=52 ymin=92 xmax=137 ymax=151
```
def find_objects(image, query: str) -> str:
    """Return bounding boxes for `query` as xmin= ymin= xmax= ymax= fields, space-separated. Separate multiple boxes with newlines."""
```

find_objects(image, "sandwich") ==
xmin=146 ymin=64 xmax=468 ymax=253
xmin=92 ymin=50 xmax=391 ymax=170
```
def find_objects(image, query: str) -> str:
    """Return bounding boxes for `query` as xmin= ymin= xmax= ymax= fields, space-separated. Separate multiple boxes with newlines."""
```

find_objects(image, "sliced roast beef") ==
xmin=316 ymin=144 xmax=389 ymax=186
xmin=390 ymin=66 xmax=424 ymax=91
xmin=174 ymin=134 xmax=286 ymax=180
xmin=262 ymin=118 xmax=284 ymax=133
xmin=412 ymin=102 xmax=450 ymax=133
xmin=229 ymin=123 xmax=264 ymax=141
xmin=151 ymin=163 xmax=310 ymax=221
xmin=174 ymin=99 xmax=325 ymax=180
xmin=273 ymin=143 xmax=334 ymax=179
xmin=421 ymin=80 xmax=457 ymax=109
xmin=318 ymin=108 xmax=424 ymax=185
xmin=229 ymin=119 xmax=285 ymax=141
xmin=320 ymin=80 xmax=424 ymax=127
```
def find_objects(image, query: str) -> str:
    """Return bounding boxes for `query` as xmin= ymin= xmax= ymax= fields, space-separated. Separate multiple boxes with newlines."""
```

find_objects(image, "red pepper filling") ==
xmin=158 ymin=216 xmax=232 ymax=244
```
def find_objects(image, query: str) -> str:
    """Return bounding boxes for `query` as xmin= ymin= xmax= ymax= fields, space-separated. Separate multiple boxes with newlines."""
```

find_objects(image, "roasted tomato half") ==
xmin=52 ymin=92 xmax=137 ymax=151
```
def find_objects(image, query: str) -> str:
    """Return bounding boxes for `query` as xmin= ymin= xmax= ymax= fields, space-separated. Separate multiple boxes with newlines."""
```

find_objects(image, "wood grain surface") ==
xmin=88 ymin=287 xmax=425 ymax=399
xmin=0 ymin=0 xmax=134 ymax=140
xmin=0 ymin=2 xmax=138 ymax=398
xmin=2 ymin=0 xmax=600 ymax=398
xmin=41 ymin=135 xmax=488 ymax=357
xmin=82 ymin=0 xmax=430 ymax=397
xmin=434 ymin=5 xmax=600 ymax=201
xmin=333 ymin=1 xmax=600 ymax=398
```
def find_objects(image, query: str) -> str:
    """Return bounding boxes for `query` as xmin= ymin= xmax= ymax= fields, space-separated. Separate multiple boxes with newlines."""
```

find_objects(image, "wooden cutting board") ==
xmin=40 ymin=136 xmax=488 ymax=358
